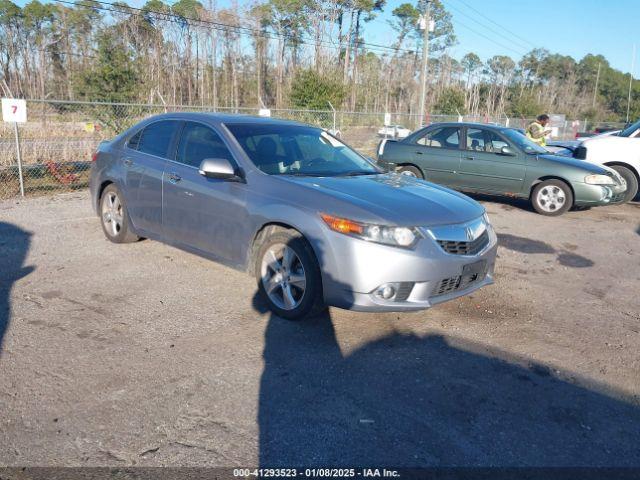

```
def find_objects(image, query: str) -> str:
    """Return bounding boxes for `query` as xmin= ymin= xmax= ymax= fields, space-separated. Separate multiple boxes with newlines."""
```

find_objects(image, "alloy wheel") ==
xmin=102 ymin=191 xmax=123 ymax=237
xmin=260 ymin=243 xmax=307 ymax=311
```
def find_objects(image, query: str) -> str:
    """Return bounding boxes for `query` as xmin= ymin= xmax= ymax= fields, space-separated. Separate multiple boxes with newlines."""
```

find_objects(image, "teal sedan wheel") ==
xmin=531 ymin=179 xmax=573 ymax=216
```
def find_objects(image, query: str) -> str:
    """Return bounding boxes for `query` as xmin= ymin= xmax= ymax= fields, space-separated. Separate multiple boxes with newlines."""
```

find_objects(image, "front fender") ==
xmin=245 ymin=201 xmax=340 ymax=303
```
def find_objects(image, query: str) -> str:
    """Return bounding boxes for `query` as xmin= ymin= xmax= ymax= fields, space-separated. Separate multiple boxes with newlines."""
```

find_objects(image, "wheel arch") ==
xmin=397 ymin=163 xmax=425 ymax=178
xmin=96 ymin=180 xmax=114 ymax=212
xmin=247 ymin=222 xmax=308 ymax=273
xmin=603 ymin=161 xmax=640 ymax=183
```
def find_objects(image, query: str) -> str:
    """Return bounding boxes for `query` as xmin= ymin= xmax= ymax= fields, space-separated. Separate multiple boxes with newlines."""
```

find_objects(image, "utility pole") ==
xmin=591 ymin=63 xmax=600 ymax=108
xmin=418 ymin=0 xmax=430 ymax=126
xmin=626 ymin=44 xmax=636 ymax=123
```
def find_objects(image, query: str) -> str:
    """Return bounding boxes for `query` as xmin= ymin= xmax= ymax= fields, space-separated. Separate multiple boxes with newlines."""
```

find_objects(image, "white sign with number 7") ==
xmin=2 ymin=98 xmax=27 ymax=123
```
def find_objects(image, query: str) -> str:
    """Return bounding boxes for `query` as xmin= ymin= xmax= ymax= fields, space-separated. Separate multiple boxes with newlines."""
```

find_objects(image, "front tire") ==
xmin=531 ymin=179 xmax=573 ymax=216
xmin=254 ymin=227 xmax=325 ymax=320
xmin=99 ymin=184 xmax=139 ymax=243
xmin=397 ymin=165 xmax=423 ymax=179
xmin=609 ymin=165 xmax=638 ymax=203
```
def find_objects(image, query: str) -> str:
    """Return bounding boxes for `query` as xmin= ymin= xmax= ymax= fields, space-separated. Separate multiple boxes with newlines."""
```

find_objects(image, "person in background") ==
xmin=526 ymin=114 xmax=552 ymax=146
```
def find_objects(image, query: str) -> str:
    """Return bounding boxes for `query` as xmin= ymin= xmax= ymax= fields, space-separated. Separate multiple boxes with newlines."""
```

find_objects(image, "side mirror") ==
xmin=499 ymin=146 xmax=516 ymax=156
xmin=199 ymin=158 xmax=243 ymax=181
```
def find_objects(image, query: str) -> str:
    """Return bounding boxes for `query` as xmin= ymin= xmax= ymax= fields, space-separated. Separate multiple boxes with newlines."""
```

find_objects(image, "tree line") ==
xmin=0 ymin=0 xmax=637 ymax=121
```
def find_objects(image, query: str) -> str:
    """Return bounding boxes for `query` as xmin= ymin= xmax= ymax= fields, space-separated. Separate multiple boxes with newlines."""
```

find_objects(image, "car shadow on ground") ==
xmin=0 ymin=222 xmax=33 ymax=354
xmin=253 ymin=263 xmax=639 ymax=468
xmin=498 ymin=233 xmax=594 ymax=268
xmin=463 ymin=192 xmax=534 ymax=214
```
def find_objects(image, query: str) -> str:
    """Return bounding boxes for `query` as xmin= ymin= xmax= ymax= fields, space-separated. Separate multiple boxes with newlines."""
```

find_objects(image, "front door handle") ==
xmin=168 ymin=172 xmax=182 ymax=184
xmin=464 ymin=155 xmax=475 ymax=160
xmin=415 ymin=151 xmax=424 ymax=155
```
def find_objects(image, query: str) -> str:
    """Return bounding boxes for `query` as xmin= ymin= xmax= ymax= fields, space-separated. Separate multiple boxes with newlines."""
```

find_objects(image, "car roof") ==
xmin=425 ymin=122 xmax=507 ymax=131
xmin=144 ymin=111 xmax=308 ymax=127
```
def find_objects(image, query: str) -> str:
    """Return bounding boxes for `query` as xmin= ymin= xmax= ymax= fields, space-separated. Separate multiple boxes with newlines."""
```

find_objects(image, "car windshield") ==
xmin=619 ymin=120 xmax=640 ymax=138
xmin=225 ymin=123 xmax=381 ymax=176
xmin=500 ymin=128 xmax=548 ymax=154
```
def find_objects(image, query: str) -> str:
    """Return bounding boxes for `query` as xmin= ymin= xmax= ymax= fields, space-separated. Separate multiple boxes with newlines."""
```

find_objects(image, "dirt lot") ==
xmin=0 ymin=191 xmax=639 ymax=467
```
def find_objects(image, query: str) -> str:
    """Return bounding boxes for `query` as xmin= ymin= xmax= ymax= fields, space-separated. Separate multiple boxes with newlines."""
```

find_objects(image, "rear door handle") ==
xmin=168 ymin=172 xmax=182 ymax=184
xmin=123 ymin=158 xmax=134 ymax=167
xmin=464 ymin=156 xmax=475 ymax=160
xmin=415 ymin=151 xmax=424 ymax=155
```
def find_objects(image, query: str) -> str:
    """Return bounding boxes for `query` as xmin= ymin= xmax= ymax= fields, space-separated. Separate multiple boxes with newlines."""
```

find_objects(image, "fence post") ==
xmin=327 ymin=101 xmax=337 ymax=133
xmin=13 ymin=121 xmax=25 ymax=197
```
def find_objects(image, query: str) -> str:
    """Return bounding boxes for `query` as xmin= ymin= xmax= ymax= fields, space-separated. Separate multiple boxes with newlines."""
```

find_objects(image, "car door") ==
xmin=457 ymin=127 xmax=526 ymax=194
xmin=411 ymin=126 xmax=462 ymax=186
xmin=123 ymin=120 xmax=181 ymax=234
xmin=162 ymin=121 xmax=249 ymax=265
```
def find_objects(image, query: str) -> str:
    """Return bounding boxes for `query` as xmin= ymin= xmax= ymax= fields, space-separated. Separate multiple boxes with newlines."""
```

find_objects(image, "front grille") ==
xmin=433 ymin=272 xmax=484 ymax=297
xmin=436 ymin=229 xmax=489 ymax=255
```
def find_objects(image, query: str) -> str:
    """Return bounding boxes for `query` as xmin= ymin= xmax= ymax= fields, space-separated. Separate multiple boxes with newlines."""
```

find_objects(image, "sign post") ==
xmin=2 ymin=98 xmax=27 ymax=197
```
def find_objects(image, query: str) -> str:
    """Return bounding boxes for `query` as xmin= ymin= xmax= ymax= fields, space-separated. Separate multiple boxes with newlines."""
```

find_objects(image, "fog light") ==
xmin=375 ymin=283 xmax=397 ymax=300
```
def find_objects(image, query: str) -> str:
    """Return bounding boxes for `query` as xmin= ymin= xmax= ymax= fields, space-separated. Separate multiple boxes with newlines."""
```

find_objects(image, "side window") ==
xmin=466 ymin=128 xmax=486 ymax=151
xmin=416 ymin=127 xmax=460 ymax=149
xmin=486 ymin=131 xmax=510 ymax=153
xmin=137 ymin=120 xmax=180 ymax=158
xmin=466 ymin=129 xmax=510 ymax=153
xmin=127 ymin=129 xmax=142 ymax=150
xmin=176 ymin=122 xmax=234 ymax=168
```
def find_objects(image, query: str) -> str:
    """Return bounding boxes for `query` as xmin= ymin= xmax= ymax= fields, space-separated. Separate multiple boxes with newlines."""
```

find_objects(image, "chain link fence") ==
xmin=0 ymin=99 xmax=611 ymax=199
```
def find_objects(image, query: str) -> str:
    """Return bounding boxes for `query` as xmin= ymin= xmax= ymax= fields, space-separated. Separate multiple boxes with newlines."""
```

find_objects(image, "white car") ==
xmin=575 ymin=120 xmax=640 ymax=202
xmin=377 ymin=125 xmax=412 ymax=139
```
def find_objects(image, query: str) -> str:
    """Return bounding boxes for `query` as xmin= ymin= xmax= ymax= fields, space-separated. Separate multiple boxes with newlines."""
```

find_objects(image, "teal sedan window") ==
xmin=416 ymin=126 xmax=460 ymax=149
xmin=501 ymin=128 xmax=547 ymax=154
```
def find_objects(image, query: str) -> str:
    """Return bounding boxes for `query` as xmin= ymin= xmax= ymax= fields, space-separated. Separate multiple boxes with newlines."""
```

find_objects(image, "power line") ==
xmin=50 ymin=0 xmax=417 ymax=56
xmin=443 ymin=0 xmax=533 ymax=53
xmin=448 ymin=0 xmax=537 ymax=50
xmin=450 ymin=17 xmax=527 ymax=57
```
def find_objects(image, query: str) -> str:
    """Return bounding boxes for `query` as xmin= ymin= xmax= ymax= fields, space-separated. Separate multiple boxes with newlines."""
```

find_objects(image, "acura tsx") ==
xmin=89 ymin=113 xmax=497 ymax=320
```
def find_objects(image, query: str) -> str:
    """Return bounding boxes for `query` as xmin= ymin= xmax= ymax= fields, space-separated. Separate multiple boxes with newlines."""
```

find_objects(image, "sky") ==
xmin=14 ymin=0 xmax=639 ymax=76
xmin=365 ymin=0 xmax=639 ymax=75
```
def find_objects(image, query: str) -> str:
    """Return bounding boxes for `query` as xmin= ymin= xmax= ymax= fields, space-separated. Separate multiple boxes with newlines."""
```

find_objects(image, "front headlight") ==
xmin=321 ymin=213 xmax=418 ymax=248
xmin=584 ymin=174 xmax=616 ymax=185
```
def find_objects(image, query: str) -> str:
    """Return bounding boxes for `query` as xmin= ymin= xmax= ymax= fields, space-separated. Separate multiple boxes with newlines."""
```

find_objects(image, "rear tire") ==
xmin=531 ymin=179 xmax=573 ymax=216
xmin=254 ymin=227 xmax=325 ymax=321
xmin=397 ymin=165 xmax=423 ymax=179
xmin=609 ymin=165 xmax=638 ymax=203
xmin=99 ymin=184 xmax=139 ymax=243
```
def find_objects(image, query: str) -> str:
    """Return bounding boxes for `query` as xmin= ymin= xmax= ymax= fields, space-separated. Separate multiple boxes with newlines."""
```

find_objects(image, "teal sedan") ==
xmin=377 ymin=123 xmax=627 ymax=216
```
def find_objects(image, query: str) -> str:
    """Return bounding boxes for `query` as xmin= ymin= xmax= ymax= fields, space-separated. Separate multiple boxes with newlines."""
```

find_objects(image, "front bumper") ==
xmin=572 ymin=181 xmax=627 ymax=206
xmin=320 ymin=221 xmax=498 ymax=312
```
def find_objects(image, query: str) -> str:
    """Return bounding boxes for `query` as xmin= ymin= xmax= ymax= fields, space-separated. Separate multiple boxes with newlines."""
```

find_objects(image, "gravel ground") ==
xmin=0 ymin=191 xmax=639 ymax=467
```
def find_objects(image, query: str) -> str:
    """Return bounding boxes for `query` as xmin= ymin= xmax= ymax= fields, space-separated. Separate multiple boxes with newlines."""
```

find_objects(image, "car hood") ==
xmin=278 ymin=173 xmax=484 ymax=227
xmin=580 ymin=135 xmax=640 ymax=162
xmin=536 ymin=153 xmax=607 ymax=173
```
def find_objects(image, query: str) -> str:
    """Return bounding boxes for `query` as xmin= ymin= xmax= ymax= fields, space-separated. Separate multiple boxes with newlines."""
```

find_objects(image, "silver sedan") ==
xmin=89 ymin=113 xmax=497 ymax=320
